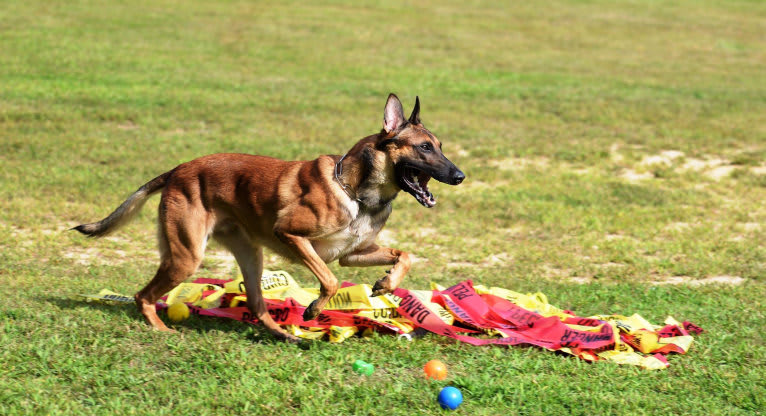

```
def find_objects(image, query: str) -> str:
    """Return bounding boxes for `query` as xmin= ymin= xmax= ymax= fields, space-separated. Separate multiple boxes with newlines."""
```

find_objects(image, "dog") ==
xmin=73 ymin=93 xmax=465 ymax=342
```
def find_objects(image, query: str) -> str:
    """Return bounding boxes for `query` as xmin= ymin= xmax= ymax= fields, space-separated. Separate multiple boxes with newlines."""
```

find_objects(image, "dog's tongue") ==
xmin=418 ymin=172 xmax=431 ymax=191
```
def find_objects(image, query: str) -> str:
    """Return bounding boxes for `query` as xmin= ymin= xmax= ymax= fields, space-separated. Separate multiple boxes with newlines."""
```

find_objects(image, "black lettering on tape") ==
xmin=448 ymin=284 xmax=472 ymax=301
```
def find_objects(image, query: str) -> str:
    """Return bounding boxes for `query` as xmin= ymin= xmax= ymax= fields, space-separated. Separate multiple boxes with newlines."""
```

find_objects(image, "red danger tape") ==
xmin=83 ymin=273 xmax=703 ymax=370
xmin=395 ymin=285 xmax=614 ymax=351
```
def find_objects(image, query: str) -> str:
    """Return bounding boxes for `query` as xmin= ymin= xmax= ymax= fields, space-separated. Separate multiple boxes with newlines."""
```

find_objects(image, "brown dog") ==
xmin=73 ymin=94 xmax=465 ymax=342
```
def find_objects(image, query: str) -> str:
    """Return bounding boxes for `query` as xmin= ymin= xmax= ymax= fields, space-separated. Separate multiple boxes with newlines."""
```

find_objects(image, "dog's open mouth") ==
xmin=401 ymin=166 xmax=436 ymax=208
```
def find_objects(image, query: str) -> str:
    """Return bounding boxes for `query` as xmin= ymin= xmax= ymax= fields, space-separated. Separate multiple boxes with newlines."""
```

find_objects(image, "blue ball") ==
xmin=437 ymin=386 xmax=463 ymax=410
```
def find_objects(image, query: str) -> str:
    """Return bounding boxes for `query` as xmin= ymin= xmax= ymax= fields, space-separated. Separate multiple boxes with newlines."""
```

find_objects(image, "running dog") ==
xmin=73 ymin=94 xmax=465 ymax=342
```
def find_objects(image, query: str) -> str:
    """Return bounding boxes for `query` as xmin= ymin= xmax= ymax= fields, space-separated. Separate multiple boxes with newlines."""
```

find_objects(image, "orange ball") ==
xmin=424 ymin=359 xmax=448 ymax=380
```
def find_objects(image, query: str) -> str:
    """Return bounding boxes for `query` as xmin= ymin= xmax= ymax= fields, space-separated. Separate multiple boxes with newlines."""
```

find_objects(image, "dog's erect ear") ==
xmin=408 ymin=96 xmax=421 ymax=125
xmin=383 ymin=93 xmax=405 ymax=133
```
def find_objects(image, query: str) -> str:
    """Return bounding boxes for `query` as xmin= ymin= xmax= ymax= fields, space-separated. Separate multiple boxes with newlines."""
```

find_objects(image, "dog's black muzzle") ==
xmin=450 ymin=167 xmax=466 ymax=185
xmin=427 ymin=156 xmax=465 ymax=186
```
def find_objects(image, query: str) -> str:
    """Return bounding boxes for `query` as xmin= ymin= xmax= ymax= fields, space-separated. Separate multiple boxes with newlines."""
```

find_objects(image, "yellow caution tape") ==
xmin=80 ymin=271 xmax=702 ymax=370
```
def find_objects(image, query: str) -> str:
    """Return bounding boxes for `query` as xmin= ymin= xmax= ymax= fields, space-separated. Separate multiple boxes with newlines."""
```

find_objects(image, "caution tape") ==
xmin=80 ymin=270 xmax=703 ymax=370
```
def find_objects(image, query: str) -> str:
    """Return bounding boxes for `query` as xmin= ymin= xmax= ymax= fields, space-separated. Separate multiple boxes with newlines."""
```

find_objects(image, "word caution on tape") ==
xmin=81 ymin=270 xmax=703 ymax=370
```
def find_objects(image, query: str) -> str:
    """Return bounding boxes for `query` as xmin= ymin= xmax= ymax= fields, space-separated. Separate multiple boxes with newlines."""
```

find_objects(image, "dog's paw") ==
xmin=302 ymin=300 xmax=321 ymax=322
xmin=370 ymin=278 xmax=393 ymax=297
xmin=282 ymin=333 xmax=303 ymax=345
xmin=152 ymin=325 xmax=177 ymax=333
xmin=263 ymin=328 xmax=303 ymax=345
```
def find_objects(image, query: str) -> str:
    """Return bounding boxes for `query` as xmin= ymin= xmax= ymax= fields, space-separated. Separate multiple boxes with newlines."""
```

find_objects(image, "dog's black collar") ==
xmin=334 ymin=153 xmax=363 ymax=204
xmin=334 ymin=151 xmax=398 ymax=212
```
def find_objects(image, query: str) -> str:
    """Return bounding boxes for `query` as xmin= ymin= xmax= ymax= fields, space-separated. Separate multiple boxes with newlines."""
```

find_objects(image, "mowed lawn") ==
xmin=1 ymin=0 xmax=764 ymax=414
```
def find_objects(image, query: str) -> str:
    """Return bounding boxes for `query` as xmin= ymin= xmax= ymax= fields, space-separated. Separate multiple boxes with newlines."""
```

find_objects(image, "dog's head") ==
xmin=377 ymin=94 xmax=465 ymax=208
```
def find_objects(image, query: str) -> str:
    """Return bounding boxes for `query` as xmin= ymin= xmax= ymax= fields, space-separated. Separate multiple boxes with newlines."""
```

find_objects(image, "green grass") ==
xmin=1 ymin=0 xmax=765 ymax=414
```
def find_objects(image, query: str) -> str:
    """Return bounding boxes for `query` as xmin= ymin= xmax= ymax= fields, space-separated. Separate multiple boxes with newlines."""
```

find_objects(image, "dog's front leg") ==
xmin=274 ymin=231 xmax=339 ymax=321
xmin=339 ymin=244 xmax=411 ymax=296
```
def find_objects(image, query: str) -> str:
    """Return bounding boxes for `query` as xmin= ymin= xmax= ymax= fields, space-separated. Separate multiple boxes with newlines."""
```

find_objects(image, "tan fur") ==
xmin=73 ymin=94 xmax=463 ymax=342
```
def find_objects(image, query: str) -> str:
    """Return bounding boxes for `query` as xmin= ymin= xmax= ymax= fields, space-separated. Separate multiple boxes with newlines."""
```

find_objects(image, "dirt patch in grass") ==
xmin=651 ymin=275 xmax=747 ymax=286
xmin=489 ymin=156 xmax=551 ymax=171
xmin=563 ymin=275 xmax=748 ymax=286
xmin=200 ymin=249 xmax=238 ymax=275
xmin=446 ymin=252 xmax=512 ymax=269
xmin=640 ymin=150 xmax=685 ymax=167
xmin=614 ymin=149 xmax=766 ymax=182
xmin=619 ymin=168 xmax=654 ymax=182
xmin=62 ymin=247 xmax=124 ymax=266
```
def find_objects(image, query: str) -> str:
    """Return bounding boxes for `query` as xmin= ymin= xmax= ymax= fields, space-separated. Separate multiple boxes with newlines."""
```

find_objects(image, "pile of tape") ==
xmin=82 ymin=270 xmax=703 ymax=370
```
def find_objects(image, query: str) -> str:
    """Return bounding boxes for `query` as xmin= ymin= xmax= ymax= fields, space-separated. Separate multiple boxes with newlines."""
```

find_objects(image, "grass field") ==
xmin=1 ymin=0 xmax=765 ymax=414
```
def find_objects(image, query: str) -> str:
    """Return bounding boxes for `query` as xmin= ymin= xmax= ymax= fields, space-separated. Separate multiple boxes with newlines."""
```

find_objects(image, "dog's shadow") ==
xmin=44 ymin=295 xmax=312 ymax=348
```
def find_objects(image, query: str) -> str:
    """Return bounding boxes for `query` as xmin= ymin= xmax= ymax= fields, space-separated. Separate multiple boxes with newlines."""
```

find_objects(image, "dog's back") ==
xmin=162 ymin=153 xmax=358 ymax=260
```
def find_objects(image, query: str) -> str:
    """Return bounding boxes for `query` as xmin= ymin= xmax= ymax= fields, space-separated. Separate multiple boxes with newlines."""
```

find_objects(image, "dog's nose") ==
xmin=452 ymin=170 xmax=465 ymax=185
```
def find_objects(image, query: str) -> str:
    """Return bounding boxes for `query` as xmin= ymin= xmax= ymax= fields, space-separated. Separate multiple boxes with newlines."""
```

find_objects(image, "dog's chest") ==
xmin=312 ymin=204 xmax=391 ymax=262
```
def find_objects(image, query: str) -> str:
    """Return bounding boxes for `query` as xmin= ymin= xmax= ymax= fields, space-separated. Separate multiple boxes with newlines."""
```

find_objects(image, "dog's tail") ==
xmin=72 ymin=170 xmax=172 ymax=238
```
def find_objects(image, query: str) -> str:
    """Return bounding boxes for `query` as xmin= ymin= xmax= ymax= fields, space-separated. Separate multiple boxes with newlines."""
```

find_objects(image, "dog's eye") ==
xmin=419 ymin=143 xmax=433 ymax=152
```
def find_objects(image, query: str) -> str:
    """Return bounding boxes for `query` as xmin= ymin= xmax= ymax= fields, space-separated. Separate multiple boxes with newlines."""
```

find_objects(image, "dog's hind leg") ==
xmin=134 ymin=203 xmax=209 ymax=331
xmin=339 ymin=244 xmax=411 ymax=297
xmin=135 ymin=260 xmax=199 ymax=331
xmin=214 ymin=229 xmax=300 ymax=343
